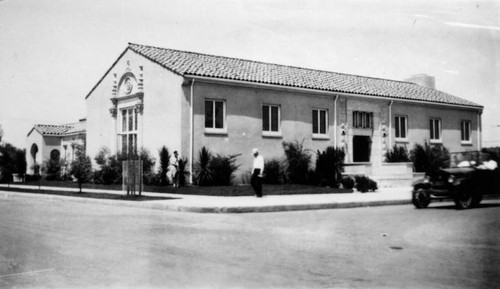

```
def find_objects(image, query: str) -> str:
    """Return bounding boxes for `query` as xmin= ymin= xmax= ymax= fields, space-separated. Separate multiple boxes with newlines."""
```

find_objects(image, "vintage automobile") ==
xmin=412 ymin=151 xmax=500 ymax=209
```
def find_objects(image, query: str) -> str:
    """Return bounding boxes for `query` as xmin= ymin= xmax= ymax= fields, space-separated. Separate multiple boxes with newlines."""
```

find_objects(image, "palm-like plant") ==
xmin=158 ymin=146 xmax=171 ymax=185
xmin=173 ymin=157 xmax=190 ymax=186
xmin=194 ymin=146 xmax=213 ymax=186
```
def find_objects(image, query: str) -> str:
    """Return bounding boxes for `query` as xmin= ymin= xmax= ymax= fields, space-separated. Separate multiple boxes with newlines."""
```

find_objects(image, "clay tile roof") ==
xmin=33 ymin=121 xmax=86 ymax=137
xmin=128 ymin=43 xmax=482 ymax=108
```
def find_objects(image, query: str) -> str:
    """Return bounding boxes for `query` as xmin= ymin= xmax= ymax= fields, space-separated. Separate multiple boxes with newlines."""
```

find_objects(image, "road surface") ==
xmin=0 ymin=193 xmax=499 ymax=288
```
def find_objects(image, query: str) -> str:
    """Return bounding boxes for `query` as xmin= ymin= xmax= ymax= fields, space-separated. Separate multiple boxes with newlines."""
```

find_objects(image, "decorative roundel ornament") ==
xmin=123 ymin=78 xmax=133 ymax=94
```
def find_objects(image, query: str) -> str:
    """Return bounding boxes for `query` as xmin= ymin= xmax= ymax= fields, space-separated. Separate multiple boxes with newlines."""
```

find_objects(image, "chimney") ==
xmin=405 ymin=74 xmax=435 ymax=89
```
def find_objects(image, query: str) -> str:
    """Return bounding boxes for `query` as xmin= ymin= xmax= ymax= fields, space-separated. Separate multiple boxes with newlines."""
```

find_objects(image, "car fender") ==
xmin=412 ymin=179 xmax=431 ymax=191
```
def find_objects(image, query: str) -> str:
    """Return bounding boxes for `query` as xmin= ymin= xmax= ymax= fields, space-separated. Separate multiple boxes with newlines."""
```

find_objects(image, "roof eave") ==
xmin=186 ymin=74 xmax=484 ymax=110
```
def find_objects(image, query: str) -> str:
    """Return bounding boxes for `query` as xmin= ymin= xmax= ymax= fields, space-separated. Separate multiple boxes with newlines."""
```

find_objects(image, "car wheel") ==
xmin=454 ymin=193 xmax=473 ymax=210
xmin=412 ymin=188 xmax=430 ymax=209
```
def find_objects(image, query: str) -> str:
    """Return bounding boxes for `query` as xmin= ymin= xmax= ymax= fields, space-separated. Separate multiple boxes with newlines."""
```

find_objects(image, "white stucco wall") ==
xmin=86 ymin=49 xmax=185 ymax=168
xmin=25 ymin=130 xmax=43 ymax=174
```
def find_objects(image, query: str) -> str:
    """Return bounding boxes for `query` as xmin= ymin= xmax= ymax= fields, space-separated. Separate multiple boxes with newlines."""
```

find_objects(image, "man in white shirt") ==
xmin=477 ymin=153 xmax=498 ymax=171
xmin=251 ymin=148 xmax=264 ymax=198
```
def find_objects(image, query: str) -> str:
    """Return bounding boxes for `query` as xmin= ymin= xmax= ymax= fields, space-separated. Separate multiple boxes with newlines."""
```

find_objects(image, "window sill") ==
xmin=312 ymin=134 xmax=330 ymax=140
xmin=461 ymin=141 xmax=473 ymax=146
xmin=395 ymin=138 xmax=409 ymax=143
xmin=262 ymin=131 xmax=282 ymax=138
xmin=429 ymin=139 xmax=442 ymax=144
xmin=204 ymin=128 xmax=227 ymax=135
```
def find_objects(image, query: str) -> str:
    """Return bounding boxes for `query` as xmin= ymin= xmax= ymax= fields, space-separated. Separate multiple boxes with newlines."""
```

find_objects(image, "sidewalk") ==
xmin=0 ymin=184 xmax=413 ymax=213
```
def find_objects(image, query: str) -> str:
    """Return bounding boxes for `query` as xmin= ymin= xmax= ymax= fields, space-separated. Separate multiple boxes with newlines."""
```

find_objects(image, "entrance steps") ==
xmin=343 ymin=162 xmax=419 ymax=188
xmin=369 ymin=175 xmax=414 ymax=188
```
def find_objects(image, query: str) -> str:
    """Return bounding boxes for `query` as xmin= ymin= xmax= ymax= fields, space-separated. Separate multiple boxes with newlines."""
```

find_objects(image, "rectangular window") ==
xmin=312 ymin=109 xmax=328 ymax=135
xmin=353 ymin=111 xmax=373 ymax=129
xmin=263 ymin=104 xmax=281 ymax=134
xmin=395 ymin=115 xmax=408 ymax=139
xmin=429 ymin=118 xmax=441 ymax=142
xmin=461 ymin=120 xmax=471 ymax=142
xmin=205 ymin=99 xmax=226 ymax=132
xmin=119 ymin=108 xmax=138 ymax=155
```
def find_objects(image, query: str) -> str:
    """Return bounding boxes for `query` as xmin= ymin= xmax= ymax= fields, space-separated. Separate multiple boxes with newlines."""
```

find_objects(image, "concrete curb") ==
xmin=0 ymin=188 xmax=412 ymax=213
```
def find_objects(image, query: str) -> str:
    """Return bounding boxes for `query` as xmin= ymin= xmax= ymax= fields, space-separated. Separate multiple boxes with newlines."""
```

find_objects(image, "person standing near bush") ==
xmin=171 ymin=151 xmax=179 ymax=187
xmin=251 ymin=148 xmax=264 ymax=198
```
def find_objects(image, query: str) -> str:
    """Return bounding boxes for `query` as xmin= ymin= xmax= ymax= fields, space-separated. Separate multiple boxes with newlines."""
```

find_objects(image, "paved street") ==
xmin=0 ymin=194 xmax=499 ymax=289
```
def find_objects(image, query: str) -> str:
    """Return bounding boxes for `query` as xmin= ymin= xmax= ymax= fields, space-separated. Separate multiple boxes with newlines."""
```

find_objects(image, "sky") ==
xmin=0 ymin=0 xmax=499 ymax=148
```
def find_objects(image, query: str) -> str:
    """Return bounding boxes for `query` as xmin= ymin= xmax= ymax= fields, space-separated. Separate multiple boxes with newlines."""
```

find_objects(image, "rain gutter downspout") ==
xmin=478 ymin=110 xmax=482 ymax=150
xmin=190 ymin=79 xmax=195 ymax=184
xmin=334 ymin=95 xmax=338 ymax=146
xmin=389 ymin=101 xmax=393 ymax=148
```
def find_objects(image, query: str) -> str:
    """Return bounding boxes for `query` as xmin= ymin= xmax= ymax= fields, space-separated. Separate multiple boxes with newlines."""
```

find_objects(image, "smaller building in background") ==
xmin=26 ymin=119 xmax=86 ymax=175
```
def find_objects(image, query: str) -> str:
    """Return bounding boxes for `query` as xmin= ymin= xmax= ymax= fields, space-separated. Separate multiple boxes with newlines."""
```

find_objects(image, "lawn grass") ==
xmin=7 ymin=179 xmax=354 ymax=197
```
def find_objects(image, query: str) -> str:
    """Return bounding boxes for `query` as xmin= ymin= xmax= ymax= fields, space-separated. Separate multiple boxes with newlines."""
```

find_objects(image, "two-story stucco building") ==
xmin=85 ymin=43 xmax=483 ymax=184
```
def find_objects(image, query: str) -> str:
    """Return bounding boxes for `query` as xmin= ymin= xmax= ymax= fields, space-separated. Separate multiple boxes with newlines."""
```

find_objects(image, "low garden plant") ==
xmin=341 ymin=176 xmax=355 ymax=190
xmin=354 ymin=175 xmax=378 ymax=193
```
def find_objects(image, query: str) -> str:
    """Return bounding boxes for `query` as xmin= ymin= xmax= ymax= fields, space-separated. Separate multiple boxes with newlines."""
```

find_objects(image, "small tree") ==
xmin=70 ymin=148 xmax=92 ymax=193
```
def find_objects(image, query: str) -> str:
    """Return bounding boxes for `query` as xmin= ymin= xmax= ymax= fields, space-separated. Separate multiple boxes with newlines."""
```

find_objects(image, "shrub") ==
xmin=282 ymin=140 xmax=311 ymax=184
xmin=44 ymin=158 xmax=62 ymax=181
xmin=0 ymin=143 xmax=27 ymax=182
xmin=354 ymin=175 xmax=378 ymax=193
xmin=385 ymin=145 xmax=411 ymax=162
xmin=173 ymin=157 xmax=190 ymax=187
xmin=411 ymin=142 xmax=450 ymax=177
xmin=93 ymin=147 xmax=125 ymax=185
xmin=194 ymin=147 xmax=240 ymax=186
xmin=158 ymin=146 xmax=171 ymax=186
xmin=210 ymin=154 xmax=240 ymax=186
xmin=263 ymin=158 xmax=282 ymax=184
xmin=341 ymin=176 xmax=355 ymax=190
xmin=194 ymin=146 xmax=213 ymax=186
xmin=315 ymin=146 xmax=345 ymax=187
xmin=138 ymin=148 xmax=156 ymax=185
xmin=368 ymin=179 xmax=378 ymax=192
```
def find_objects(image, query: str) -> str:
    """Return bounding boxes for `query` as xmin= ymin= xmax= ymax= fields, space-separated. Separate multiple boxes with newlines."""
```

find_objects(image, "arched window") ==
xmin=30 ymin=143 xmax=38 ymax=163
xmin=50 ymin=149 xmax=60 ymax=161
